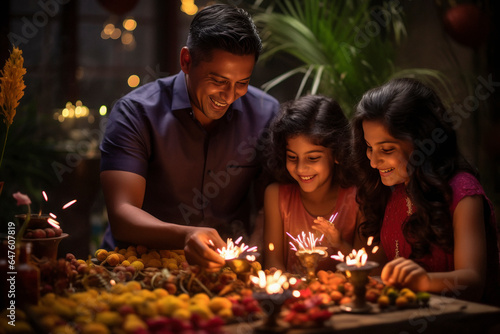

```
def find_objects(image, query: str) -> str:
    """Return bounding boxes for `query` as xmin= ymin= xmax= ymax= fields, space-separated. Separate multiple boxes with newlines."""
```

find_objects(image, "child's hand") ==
xmin=312 ymin=216 xmax=342 ymax=249
xmin=381 ymin=257 xmax=431 ymax=291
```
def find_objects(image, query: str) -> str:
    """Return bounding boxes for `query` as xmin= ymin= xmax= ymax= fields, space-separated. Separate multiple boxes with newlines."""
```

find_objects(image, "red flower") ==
xmin=13 ymin=191 xmax=31 ymax=206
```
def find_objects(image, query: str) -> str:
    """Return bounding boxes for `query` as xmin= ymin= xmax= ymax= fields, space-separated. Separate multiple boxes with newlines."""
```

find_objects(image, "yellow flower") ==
xmin=0 ymin=46 xmax=26 ymax=126
xmin=0 ymin=46 xmax=26 ymax=171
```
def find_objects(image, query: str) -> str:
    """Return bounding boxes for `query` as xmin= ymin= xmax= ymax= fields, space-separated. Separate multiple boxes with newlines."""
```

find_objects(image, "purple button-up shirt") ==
xmin=100 ymin=71 xmax=279 ymax=248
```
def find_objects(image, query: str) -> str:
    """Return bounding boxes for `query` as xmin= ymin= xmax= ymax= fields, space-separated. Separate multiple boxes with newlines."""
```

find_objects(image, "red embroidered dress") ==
xmin=278 ymin=184 xmax=361 ymax=274
xmin=380 ymin=172 xmax=499 ymax=300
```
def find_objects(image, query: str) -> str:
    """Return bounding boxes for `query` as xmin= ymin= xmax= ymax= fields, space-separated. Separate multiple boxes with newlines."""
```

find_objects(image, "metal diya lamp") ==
xmin=295 ymin=247 xmax=328 ymax=281
xmin=251 ymin=270 xmax=291 ymax=333
xmin=336 ymin=260 xmax=379 ymax=313
xmin=225 ymin=253 xmax=259 ymax=284
xmin=216 ymin=236 xmax=258 ymax=284
xmin=287 ymin=231 xmax=328 ymax=281
xmin=333 ymin=242 xmax=380 ymax=313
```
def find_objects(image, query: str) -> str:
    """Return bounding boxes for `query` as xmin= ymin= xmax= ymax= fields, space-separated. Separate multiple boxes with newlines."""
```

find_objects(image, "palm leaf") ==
xmin=252 ymin=0 xmax=448 ymax=116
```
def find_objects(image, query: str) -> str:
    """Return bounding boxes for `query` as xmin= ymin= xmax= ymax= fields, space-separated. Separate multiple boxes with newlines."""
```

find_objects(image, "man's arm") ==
xmin=100 ymin=170 xmax=226 ymax=268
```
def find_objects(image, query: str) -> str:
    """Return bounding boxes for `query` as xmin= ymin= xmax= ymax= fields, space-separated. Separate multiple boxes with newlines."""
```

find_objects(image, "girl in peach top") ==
xmin=263 ymin=95 xmax=377 ymax=274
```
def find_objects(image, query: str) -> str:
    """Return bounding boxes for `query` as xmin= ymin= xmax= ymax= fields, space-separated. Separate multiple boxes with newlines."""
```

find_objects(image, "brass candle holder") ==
xmin=253 ymin=289 xmax=292 ymax=333
xmin=225 ymin=252 xmax=259 ymax=285
xmin=336 ymin=261 xmax=379 ymax=313
xmin=296 ymin=247 xmax=328 ymax=281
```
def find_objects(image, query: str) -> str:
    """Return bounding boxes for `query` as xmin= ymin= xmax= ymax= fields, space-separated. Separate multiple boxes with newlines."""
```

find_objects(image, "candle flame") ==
xmin=49 ymin=213 xmax=57 ymax=219
xmin=269 ymin=243 xmax=274 ymax=251
xmin=217 ymin=237 xmax=257 ymax=260
xmin=250 ymin=270 xmax=288 ymax=294
xmin=42 ymin=191 xmax=48 ymax=202
xmin=62 ymin=199 xmax=77 ymax=209
xmin=332 ymin=248 xmax=368 ymax=267
xmin=372 ymin=245 xmax=379 ymax=254
xmin=287 ymin=231 xmax=324 ymax=253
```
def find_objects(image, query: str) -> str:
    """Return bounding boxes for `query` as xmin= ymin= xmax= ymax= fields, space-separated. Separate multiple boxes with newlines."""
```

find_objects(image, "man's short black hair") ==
xmin=186 ymin=3 xmax=262 ymax=65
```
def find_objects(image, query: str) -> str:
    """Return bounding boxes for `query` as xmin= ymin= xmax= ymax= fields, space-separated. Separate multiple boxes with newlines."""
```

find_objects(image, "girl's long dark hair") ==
xmin=352 ymin=78 xmax=477 ymax=259
xmin=266 ymin=95 xmax=354 ymax=188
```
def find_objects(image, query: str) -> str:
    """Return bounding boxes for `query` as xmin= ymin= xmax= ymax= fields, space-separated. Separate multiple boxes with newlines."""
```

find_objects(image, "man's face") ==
xmin=182 ymin=48 xmax=256 ymax=128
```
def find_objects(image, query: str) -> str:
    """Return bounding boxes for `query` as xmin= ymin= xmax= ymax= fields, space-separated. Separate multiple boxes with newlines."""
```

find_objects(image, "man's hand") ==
xmin=184 ymin=227 xmax=227 ymax=270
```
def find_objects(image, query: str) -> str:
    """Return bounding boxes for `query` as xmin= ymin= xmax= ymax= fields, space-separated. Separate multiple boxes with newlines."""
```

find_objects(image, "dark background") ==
xmin=0 ymin=0 xmax=498 ymax=258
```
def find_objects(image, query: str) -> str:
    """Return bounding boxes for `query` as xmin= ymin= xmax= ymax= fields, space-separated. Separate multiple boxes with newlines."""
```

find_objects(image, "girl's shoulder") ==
xmin=449 ymin=172 xmax=483 ymax=193
xmin=265 ymin=182 xmax=298 ymax=199
xmin=449 ymin=172 xmax=486 ymax=211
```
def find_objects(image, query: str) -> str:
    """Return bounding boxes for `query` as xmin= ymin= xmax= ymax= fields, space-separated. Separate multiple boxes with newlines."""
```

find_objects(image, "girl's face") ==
xmin=362 ymin=120 xmax=413 ymax=186
xmin=286 ymin=135 xmax=335 ymax=193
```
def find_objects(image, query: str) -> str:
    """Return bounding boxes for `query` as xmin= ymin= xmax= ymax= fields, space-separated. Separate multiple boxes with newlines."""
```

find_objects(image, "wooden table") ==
xmin=225 ymin=295 xmax=500 ymax=333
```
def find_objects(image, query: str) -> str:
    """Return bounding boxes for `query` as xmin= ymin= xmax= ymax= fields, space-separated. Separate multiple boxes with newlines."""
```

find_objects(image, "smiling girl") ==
xmin=352 ymin=78 xmax=499 ymax=303
xmin=263 ymin=95 xmax=372 ymax=274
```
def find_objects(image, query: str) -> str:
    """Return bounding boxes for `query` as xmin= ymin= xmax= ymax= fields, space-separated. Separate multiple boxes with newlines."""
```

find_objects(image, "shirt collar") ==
xmin=172 ymin=71 xmax=192 ymax=111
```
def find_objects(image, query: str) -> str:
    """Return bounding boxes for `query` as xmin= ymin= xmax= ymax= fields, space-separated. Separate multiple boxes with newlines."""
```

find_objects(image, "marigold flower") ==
xmin=0 ymin=46 xmax=27 ymax=174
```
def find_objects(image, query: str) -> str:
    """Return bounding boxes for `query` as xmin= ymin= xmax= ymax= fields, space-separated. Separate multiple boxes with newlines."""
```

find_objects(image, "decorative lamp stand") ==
xmin=253 ymin=290 xmax=292 ymax=333
xmin=225 ymin=253 xmax=259 ymax=285
xmin=336 ymin=261 xmax=379 ymax=313
xmin=296 ymin=247 xmax=328 ymax=281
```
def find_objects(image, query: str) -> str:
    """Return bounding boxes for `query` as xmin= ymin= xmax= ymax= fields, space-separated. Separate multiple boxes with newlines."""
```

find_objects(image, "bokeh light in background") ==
xmin=123 ymin=18 xmax=137 ymax=31
xmin=99 ymin=105 xmax=107 ymax=116
xmin=127 ymin=75 xmax=140 ymax=87
xmin=101 ymin=17 xmax=137 ymax=50
xmin=54 ymin=101 xmax=92 ymax=123
xmin=181 ymin=0 xmax=198 ymax=15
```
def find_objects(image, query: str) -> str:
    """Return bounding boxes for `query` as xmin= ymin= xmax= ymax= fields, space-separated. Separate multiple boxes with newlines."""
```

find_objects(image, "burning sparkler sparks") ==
xmin=62 ymin=199 xmax=77 ymax=209
xmin=287 ymin=231 xmax=325 ymax=254
xmin=37 ymin=191 xmax=76 ymax=230
xmin=331 ymin=236 xmax=379 ymax=267
xmin=216 ymin=236 xmax=257 ymax=260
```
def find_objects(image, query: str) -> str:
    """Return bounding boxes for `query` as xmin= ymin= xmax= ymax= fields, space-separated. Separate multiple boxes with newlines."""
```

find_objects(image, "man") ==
xmin=99 ymin=3 xmax=279 ymax=269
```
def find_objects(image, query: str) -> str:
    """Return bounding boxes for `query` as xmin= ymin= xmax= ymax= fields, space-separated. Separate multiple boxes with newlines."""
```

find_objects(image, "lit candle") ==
xmin=251 ymin=269 xmax=289 ymax=294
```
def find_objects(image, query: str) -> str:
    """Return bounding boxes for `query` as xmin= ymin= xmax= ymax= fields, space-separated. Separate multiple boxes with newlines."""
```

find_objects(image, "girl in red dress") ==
xmin=352 ymin=78 xmax=499 ymax=303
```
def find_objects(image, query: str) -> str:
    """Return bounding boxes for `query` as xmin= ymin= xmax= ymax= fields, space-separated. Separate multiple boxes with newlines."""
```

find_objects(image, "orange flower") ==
xmin=0 ymin=46 xmax=26 ymax=172
xmin=0 ymin=46 xmax=26 ymax=126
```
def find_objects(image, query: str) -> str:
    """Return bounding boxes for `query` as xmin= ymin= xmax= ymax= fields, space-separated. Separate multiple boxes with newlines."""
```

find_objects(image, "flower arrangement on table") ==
xmin=0 ymin=46 xmax=26 ymax=195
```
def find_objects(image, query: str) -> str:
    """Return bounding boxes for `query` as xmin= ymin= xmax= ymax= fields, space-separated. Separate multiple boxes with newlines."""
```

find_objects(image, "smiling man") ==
xmin=99 ymin=4 xmax=279 ymax=269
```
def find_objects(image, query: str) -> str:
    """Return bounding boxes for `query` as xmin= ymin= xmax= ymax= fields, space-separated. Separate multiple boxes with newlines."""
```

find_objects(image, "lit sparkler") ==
xmin=287 ymin=231 xmax=326 ymax=254
xmin=62 ymin=199 xmax=77 ymax=210
xmin=331 ymin=236 xmax=379 ymax=267
xmin=217 ymin=236 xmax=257 ymax=260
